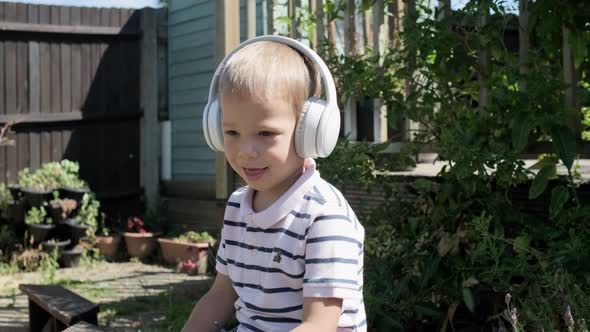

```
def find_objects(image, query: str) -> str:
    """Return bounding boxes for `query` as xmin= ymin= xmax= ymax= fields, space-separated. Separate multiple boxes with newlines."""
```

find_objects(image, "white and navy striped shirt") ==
xmin=216 ymin=159 xmax=366 ymax=332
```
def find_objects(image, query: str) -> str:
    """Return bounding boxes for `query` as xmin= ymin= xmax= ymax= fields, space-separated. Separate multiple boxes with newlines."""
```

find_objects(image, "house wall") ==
xmin=168 ymin=0 xmax=215 ymax=181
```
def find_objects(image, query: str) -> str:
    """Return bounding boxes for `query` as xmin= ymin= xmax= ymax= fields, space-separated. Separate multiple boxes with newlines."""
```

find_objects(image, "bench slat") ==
xmin=19 ymin=284 xmax=99 ymax=325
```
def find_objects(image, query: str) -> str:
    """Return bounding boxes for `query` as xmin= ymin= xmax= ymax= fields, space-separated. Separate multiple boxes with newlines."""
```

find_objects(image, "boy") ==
xmin=182 ymin=36 xmax=365 ymax=332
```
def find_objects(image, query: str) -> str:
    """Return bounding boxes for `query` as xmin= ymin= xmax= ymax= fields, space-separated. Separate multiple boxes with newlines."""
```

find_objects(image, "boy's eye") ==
xmin=259 ymin=131 xmax=274 ymax=137
xmin=225 ymin=130 xmax=238 ymax=136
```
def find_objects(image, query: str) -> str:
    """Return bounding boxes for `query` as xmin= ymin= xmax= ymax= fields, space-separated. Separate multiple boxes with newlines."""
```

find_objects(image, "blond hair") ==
xmin=218 ymin=41 xmax=320 ymax=114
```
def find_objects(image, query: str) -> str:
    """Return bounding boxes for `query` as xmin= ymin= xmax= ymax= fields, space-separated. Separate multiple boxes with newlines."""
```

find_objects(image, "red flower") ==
xmin=127 ymin=216 xmax=148 ymax=233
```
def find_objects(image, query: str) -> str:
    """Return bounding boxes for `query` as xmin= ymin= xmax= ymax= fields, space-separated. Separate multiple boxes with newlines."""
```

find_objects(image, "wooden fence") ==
xmin=0 ymin=2 xmax=162 ymax=219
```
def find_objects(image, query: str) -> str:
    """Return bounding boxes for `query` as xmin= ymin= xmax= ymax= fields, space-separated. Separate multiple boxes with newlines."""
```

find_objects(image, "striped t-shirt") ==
xmin=216 ymin=159 xmax=366 ymax=332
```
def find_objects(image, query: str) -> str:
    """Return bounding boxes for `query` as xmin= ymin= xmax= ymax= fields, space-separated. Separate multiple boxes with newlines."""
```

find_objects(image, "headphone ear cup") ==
xmin=204 ymin=97 xmax=224 ymax=152
xmin=295 ymin=97 xmax=326 ymax=158
xmin=317 ymin=104 xmax=340 ymax=157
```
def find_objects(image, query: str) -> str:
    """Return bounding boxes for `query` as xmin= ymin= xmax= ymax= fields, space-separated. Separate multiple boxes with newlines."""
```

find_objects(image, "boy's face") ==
xmin=220 ymin=91 xmax=305 ymax=199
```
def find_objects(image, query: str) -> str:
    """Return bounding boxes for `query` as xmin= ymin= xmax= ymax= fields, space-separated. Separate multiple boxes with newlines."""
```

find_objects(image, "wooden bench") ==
xmin=19 ymin=284 xmax=99 ymax=332
xmin=62 ymin=321 xmax=105 ymax=332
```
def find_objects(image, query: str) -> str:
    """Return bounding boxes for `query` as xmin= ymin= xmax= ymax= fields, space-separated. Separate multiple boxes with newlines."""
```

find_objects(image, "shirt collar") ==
xmin=240 ymin=158 xmax=318 ymax=229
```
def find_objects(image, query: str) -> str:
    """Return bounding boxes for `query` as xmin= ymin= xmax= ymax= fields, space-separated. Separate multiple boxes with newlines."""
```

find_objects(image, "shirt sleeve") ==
xmin=303 ymin=204 xmax=364 ymax=299
xmin=215 ymin=225 xmax=229 ymax=276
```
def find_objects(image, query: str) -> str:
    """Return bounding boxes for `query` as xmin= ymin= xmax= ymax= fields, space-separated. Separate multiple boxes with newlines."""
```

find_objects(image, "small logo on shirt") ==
xmin=273 ymin=252 xmax=282 ymax=263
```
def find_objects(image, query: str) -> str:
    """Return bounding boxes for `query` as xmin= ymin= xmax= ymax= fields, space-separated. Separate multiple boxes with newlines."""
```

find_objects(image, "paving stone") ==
xmin=0 ymin=262 xmax=212 ymax=331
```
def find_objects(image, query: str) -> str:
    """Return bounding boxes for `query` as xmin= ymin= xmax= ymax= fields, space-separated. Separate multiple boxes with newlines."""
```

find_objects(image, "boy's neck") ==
xmin=251 ymin=163 xmax=307 ymax=213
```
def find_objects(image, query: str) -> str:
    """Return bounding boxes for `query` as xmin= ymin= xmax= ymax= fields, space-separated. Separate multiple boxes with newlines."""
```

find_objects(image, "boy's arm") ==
xmin=181 ymin=272 xmax=238 ymax=332
xmin=291 ymin=297 xmax=343 ymax=332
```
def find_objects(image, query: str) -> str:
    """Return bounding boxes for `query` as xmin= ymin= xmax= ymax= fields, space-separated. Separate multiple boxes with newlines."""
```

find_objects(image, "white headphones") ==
xmin=202 ymin=35 xmax=340 ymax=159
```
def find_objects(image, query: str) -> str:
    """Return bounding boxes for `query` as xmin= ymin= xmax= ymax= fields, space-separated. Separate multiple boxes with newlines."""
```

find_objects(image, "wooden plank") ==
xmin=4 ymin=3 xmax=17 ymax=22
xmin=60 ymin=7 xmax=72 ymax=114
xmin=71 ymin=7 xmax=82 ymax=112
xmin=343 ymin=0 xmax=357 ymax=140
xmin=215 ymin=0 xmax=240 ymax=199
xmin=6 ymin=130 xmax=17 ymax=183
xmin=562 ymin=24 xmax=579 ymax=133
xmin=0 ymin=41 xmax=4 ymax=115
xmin=62 ymin=128 xmax=71 ymax=162
xmin=51 ymin=128 xmax=62 ymax=161
xmin=81 ymin=7 xmax=92 ymax=113
xmin=0 ymin=21 xmax=141 ymax=36
xmin=50 ymin=6 xmax=61 ymax=114
xmin=29 ymin=42 xmax=40 ymax=114
xmin=30 ymin=129 xmax=40 ymax=171
xmin=16 ymin=40 xmax=28 ymax=114
xmin=312 ymin=0 xmax=324 ymax=51
xmin=40 ymin=40 xmax=51 ymax=113
xmin=140 ymin=8 xmax=161 ymax=209
xmin=27 ymin=4 xmax=39 ymax=24
xmin=15 ymin=3 xmax=27 ymax=23
xmin=163 ymin=197 xmax=224 ymax=230
xmin=17 ymin=131 xmax=29 ymax=172
xmin=288 ymin=0 xmax=301 ymax=39
xmin=0 ymin=110 xmax=142 ymax=123
xmin=266 ymin=0 xmax=274 ymax=35
xmin=38 ymin=4 xmax=50 ymax=24
xmin=41 ymin=131 xmax=51 ymax=165
xmin=246 ymin=0 xmax=256 ymax=39
xmin=19 ymin=284 xmax=98 ymax=326
xmin=0 ymin=145 xmax=6 ymax=184
xmin=5 ymin=40 xmax=17 ymax=114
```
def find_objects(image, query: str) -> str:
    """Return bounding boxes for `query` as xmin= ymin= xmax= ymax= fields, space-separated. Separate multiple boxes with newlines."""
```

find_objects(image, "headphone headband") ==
xmin=207 ymin=35 xmax=337 ymax=110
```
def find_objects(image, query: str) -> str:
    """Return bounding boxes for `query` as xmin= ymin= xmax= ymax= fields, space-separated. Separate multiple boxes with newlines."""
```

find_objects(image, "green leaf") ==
xmin=414 ymin=304 xmax=443 ymax=318
xmin=550 ymin=185 xmax=570 ymax=218
xmin=551 ymin=126 xmax=576 ymax=170
xmin=462 ymin=287 xmax=475 ymax=313
xmin=529 ymin=165 xmax=556 ymax=199
xmin=512 ymin=113 xmax=530 ymax=152
xmin=513 ymin=234 xmax=531 ymax=255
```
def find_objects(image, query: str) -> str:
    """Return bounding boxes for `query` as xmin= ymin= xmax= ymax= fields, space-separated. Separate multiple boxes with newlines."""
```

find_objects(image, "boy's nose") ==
xmin=237 ymin=143 xmax=259 ymax=160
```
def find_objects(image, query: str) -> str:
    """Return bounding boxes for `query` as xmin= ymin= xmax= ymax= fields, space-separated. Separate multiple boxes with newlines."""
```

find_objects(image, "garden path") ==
xmin=0 ymin=261 xmax=212 ymax=331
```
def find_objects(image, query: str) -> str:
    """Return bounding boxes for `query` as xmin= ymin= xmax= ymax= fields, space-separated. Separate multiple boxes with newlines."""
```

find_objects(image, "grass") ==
xmin=99 ymin=284 xmax=211 ymax=331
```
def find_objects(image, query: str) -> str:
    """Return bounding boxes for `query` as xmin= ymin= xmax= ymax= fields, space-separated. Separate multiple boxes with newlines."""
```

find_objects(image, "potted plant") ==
xmin=67 ymin=193 xmax=99 ymax=246
xmin=25 ymin=206 xmax=54 ymax=243
xmin=55 ymin=160 xmax=90 ymax=203
xmin=158 ymin=231 xmax=215 ymax=273
xmin=123 ymin=215 xmax=159 ymax=259
xmin=41 ymin=238 xmax=71 ymax=254
xmin=94 ymin=216 xmax=121 ymax=260
xmin=19 ymin=169 xmax=55 ymax=208
xmin=48 ymin=191 xmax=77 ymax=224
xmin=0 ymin=183 xmax=13 ymax=224
xmin=60 ymin=248 xmax=83 ymax=268
xmin=7 ymin=184 xmax=21 ymax=201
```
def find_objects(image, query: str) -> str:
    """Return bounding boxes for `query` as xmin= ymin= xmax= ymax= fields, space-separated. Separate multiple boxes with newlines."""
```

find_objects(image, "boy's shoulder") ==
xmin=226 ymin=186 xmax=249 ymax=206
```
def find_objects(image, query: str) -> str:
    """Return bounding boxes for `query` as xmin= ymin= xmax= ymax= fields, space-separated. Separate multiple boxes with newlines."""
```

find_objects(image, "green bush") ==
xmin=313 ymin=0 xmax=590 ymax=329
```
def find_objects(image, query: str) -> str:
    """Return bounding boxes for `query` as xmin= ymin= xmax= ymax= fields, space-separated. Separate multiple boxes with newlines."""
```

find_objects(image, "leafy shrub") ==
xmin=174 ymin=231 xmax=215 ymax=244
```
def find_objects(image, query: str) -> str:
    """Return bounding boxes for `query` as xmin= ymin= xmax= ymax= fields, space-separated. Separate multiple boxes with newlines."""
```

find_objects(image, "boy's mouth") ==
xmin=243 ymin=167 xmax=268 ymax=181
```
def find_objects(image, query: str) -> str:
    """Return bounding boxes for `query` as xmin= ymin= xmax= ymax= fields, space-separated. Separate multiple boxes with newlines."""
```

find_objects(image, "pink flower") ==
xmin=182 ymin=259 xmax=197 ymax=272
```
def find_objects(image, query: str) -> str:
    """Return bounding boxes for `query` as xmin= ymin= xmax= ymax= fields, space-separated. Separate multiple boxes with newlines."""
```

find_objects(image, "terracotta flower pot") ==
xmin=123 ymin=232 xmax=158 ymax=259
xmin=158 ymin=238 xmax=211 ymax=272
xmin=95 ymin=235 xmax=121 ymax=260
